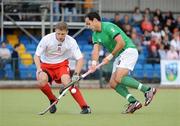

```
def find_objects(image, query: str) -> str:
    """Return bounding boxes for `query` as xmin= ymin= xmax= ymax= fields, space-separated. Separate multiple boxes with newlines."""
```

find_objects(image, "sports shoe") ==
xmin=80 ymin=106 xmax=91 ymax=114
xmin=49 ymin=100 xmax=57 ymax=114
xmin=122 ymin=101 xmax=142 ymax=114
xmin=144 ymin=88 xmax=157 ymax=106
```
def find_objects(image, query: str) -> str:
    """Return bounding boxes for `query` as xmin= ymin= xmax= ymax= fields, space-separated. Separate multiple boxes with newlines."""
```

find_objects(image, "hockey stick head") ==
xmin=37 ymin=100 xmax=58 ymax=115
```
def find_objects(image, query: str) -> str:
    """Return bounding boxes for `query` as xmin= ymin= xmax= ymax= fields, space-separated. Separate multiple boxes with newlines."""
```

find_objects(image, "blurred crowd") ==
xmin=111 ymin=7 xmax=180 ymax=64
xmin=4 ymin=0 xmax=94 ymax=22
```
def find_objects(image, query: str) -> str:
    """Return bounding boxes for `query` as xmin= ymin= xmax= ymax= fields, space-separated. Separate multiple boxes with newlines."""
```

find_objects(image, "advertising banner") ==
xmin=161 ymin=60 xmax=180 ymax=85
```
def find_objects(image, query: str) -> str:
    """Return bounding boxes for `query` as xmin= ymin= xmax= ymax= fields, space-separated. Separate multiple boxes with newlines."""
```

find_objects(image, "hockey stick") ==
xmin=37 ymin=62 xmax=104 ymax=115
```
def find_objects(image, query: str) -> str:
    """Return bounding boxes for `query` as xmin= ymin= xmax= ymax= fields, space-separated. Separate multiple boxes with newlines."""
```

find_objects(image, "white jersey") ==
xmin=35 ymin=33 xmax=83 ymax=64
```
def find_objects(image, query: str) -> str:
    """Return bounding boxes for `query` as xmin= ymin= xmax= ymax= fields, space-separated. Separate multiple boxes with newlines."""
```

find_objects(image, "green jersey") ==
xmin=92 ymin=22 xmax=136 ymax=56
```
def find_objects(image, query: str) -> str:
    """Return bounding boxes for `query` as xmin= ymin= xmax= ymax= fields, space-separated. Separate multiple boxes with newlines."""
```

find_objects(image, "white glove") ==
xmin=72 ymin=72 xmax=81 ymax=81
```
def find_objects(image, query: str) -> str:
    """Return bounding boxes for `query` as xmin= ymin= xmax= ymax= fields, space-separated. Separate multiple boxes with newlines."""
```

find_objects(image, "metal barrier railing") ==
xmin=1 ymin=0 xmax=102 ymax=42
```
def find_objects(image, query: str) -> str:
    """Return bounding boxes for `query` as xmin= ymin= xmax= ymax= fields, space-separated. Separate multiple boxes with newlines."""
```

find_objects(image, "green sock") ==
xmin=115 ymin=84 xmax=137 ymax=103
xmin=121 ymin=76 xmax=150 ymax=93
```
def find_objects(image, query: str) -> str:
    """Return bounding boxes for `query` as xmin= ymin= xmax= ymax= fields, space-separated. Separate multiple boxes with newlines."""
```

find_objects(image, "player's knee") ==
xmin=114 ymin=76 xmax=122 ymax=84
xmin=37 ymin=72 xmax=48 ymax=86
xmin=109 ymin=80 xmax=118 ymax=89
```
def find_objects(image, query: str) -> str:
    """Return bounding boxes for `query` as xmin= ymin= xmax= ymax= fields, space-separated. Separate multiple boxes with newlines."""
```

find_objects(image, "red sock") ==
xmin=69 ymin=86 xmax=88 ymax=109
xmin=40 ymin=83 xmax=56 ymax=101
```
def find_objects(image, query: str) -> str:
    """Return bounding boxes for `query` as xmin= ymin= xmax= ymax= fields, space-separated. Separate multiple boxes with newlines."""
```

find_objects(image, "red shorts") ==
xmin=40 ymin=60 xmax=70 ymax=84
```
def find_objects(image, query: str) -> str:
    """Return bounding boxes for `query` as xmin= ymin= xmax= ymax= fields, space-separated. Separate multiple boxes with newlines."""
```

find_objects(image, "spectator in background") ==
xmin=167 ymin=45 xmax=179 ymax=59
xmin=152 ymin=16 xmax=161 ymax=27
xmin=153 ymin=9 xmax=164 ymax=25
xmin=61 ymin=0 xmax=77 ymax=22
xmin=175 ymin=16 xmax=180 ymax=30
xmin=141 ymin=15 xmax=153 ymax=32
xmin=132 ymin=7 xmax=143 ymax=27
xmin=143 ymin=30 xmax=152 ymax=42
xmin=158 ymin=44 xmax=167 ymax=59
xmin=151 ymin=25 xmax=165 ymax=39
xmin=131 ymin=30 xmax=142 ymax=53
xmin=149 ymin=36 xmax=161 ymax=50
xmin=163 ymin=26 xmax=172 ymax=40
xmin=164 ymin=11 xmax=174 ymax=22
xmin=111 ymin=13 xmax=122 ymax=29
xmin=53 ymin=0 xmax=60 ymax=21
xmin=147 ymin=45 xmax=160 ymax=64
xmin=121 ymin=14 xmax=132 ymax=27
xmin=0 ymin=42 xmax=11 ymax=63
xmin=11 ymin=44 xmax=20 ymax=80
xmin=0 ymin=42 xmax=11 ymax=77
xmin=162 ymin=34 xmax=170 ymax=50
xmin=83 ymin=0 xmax=94 ymax=13
xmin=143 ymin=8 xmax=152 ymax=21
xmin=170 ymin=32 xmax=180 ymax=52
xmin=164 ymin=18 xmax=176 ymax=33
xmin=123 ymin=24 xmax=132 ymax=37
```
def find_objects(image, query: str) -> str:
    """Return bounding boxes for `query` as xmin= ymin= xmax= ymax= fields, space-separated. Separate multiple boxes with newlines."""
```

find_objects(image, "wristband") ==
xmin=92 ymin=60 xmax=97 ymax=65
xmin=106 ymin=53 xmax=114 ymax=60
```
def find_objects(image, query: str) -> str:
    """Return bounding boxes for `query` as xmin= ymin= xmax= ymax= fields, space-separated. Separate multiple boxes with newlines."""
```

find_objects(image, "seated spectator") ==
xmin=143 ymin=8 xmax=152 ymax=21
xmin=0 ymin=42 xmax=11 ymax=62
xmin=121 ymin=14 xmax=132 ymax=26
xmin=167 ymin=45 xmax=179 ymax=59
xmin=158 ymin=44 xmax=167 ymax=59
xmin=163 ymin=26 xmax=172 ymax=40
xmin=164 ymin=18 xmax=176 ymax=33
xmin=147 ymin=45 xmax=160 ymax=64
xmin=152 ymin=16 xmax=161 ymax=27
xmin=132 ymin=7 xmax=143 ymax=27
xmin=123 ymin=24 xmax=132 ymax=37
xmin=175 ymin=16 xmax=180 ymax=30
xmin=162 ymin=34 xmax=170 ymax=50
xmin=141 ymin=15 xmax=153 ymax=32
xmin=0 ymin=42 xmax=11 ymax=77
xmin=151 ymin=25 xmax=165 ymax=39
xmin=11 ymin=44 xmax=20 ymax=80
xmin=131 ymin=30 xmax=142 ymax=52
xmin=149 ymin=36 xmax=161 ymax=51
xmin=111 ymin=13 xmax=122 ymax=29
xmin=153 ymin=9 xmax=164 ymax=25
xmin=170 ymin=32 xmax=180 ymax=52
xmin=164 ymin=11 xmax=174 ymax=23
xmin=142 ymin=30 xmax=151 ymax=46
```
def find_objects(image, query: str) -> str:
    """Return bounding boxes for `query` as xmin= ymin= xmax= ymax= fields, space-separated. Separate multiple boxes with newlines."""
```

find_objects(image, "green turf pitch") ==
xmin=0 ymin=88 xmax=180 ymax=126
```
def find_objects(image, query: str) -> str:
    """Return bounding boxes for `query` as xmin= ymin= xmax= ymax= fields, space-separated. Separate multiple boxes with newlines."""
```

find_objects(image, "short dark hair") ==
xmin=55 ymin=22 xmax=68 ymax=31
xmin=14 ymin=43 xmax=20 ymax=48
xmin=85 ymin=12 xmax=101 ymax=21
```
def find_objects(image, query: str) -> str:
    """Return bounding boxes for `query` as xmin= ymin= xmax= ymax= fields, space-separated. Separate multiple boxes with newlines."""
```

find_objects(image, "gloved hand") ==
xmin=72 ymin=72 xmax=81 ymax=81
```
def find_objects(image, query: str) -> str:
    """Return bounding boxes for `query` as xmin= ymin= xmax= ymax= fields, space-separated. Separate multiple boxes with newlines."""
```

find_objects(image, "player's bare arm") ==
xmin=92 ymin=44 xmax=100 ymax=62
xmin=34 ymin=55 xmax=41 ymax=70
xmin=111 ymin=35 xmax=125 ymax=55
xmin=74 ymin=57 xmax=84 ymax=74
xmin=103 ymin=35 xmax=125 ymax=64
xmin=90 ymin=44 xmax=100 ymax=71
xmin=34 ymin=55 xmax=43 ymax=78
